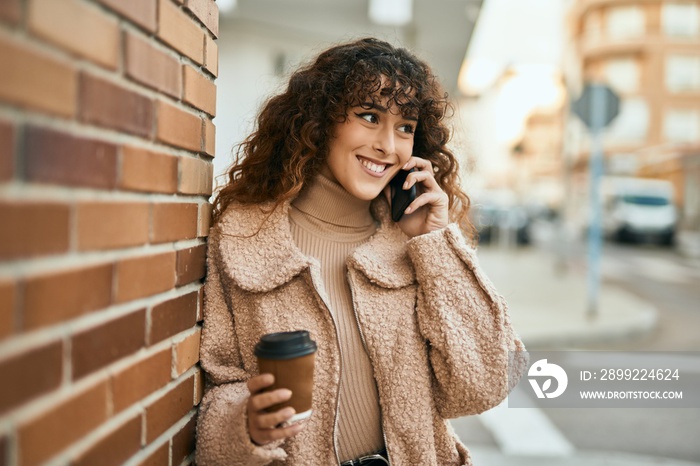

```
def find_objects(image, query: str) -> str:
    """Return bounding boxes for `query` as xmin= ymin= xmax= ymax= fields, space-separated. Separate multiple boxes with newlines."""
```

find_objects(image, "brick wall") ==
xmin=0 ymin=0 xmax=217 ymax=464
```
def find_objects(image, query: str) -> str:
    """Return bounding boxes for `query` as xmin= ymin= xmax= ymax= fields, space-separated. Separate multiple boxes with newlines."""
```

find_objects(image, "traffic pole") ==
xmin=586 ymin=84 xmax=606 ymax=319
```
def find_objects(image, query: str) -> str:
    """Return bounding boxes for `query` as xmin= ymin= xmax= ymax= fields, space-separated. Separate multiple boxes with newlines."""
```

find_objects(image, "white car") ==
xmin=601 ymin=177 xmax=677 ymax=245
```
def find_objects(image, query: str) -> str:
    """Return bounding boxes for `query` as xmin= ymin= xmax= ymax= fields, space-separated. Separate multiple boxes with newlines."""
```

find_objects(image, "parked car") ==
xmin=471 ymin=202 xmax=531 ymax=246
xmin=601 ymin=177 xmax=678 ymax=246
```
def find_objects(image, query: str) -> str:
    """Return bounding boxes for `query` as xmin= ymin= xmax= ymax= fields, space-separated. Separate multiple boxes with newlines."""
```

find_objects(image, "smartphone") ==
xmin=388 ymin=168 xmax=417 ymax=222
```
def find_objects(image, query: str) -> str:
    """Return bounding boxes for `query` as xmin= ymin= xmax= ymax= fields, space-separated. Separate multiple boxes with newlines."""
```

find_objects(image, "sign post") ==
xmin=572 ymin=83 xmax=620 ymax=318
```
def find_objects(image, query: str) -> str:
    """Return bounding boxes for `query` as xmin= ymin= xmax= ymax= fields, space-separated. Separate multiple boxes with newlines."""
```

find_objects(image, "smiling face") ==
xmin=321 ymin=99 xmax=417 ymax=201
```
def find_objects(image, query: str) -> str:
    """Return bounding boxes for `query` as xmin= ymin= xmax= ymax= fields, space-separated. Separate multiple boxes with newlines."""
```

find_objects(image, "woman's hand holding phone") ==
xmin=384 ymin=156 xmax=449 ymax=238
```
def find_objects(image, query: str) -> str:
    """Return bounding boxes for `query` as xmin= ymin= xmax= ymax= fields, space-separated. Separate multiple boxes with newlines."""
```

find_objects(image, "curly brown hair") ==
xmin=213 ymin=37 xmax=474 ymax=240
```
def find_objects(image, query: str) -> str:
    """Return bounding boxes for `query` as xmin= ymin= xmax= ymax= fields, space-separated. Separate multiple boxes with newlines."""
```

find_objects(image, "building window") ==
xmin=665 ymin=55 xmax=700 ymax=92
xmin=662 ymin=2 xmax=700 ymax=37
xmin=605 ymin=58 xmax=640 ymax=93
xmin=606 ymin=6 xmax=646 ymax=39
xmin=605 ymin=98 xmax=649 ymax=143
xmin=664 ymin=109 xmax=700 ymax=142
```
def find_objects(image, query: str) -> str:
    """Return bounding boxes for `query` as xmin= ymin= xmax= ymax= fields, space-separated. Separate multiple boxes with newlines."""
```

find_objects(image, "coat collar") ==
xmin=215 ymin=195 xmax=416 ymax=293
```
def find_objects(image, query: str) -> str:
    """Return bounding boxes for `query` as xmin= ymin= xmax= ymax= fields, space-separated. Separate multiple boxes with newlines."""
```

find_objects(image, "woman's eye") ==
xmin=399 ymin=124 xmax=415 ymax=134
xmin=356 ymin=112 xmax=378 ymax=124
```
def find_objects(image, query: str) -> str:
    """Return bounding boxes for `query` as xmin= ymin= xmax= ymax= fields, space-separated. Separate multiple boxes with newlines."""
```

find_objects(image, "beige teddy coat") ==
xmin=195 ymin=195 xmax=526 ymax=466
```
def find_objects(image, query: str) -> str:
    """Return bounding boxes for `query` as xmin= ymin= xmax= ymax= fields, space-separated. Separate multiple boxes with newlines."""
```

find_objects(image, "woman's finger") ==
xmin=257 ymin=422 xmax=305 ymax=443
xmin=404 ymin=169 xmax=440 ymax=191
xmin=254 ymin=407 xmax=296 ymax=430
xmin=247 ymin=373 xmax=274 ymax=395
xmin=404 ymin=191 xmax=449 ymax=215
xmin=249 ymin=388 xmax=292 ymax=412
xmin=403 ymin=156 xmax=433 ymax=173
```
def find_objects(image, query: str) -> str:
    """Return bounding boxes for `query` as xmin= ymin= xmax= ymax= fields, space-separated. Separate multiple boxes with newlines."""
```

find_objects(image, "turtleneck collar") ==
xmin=291 ymin=172 xmax=376 ymax=229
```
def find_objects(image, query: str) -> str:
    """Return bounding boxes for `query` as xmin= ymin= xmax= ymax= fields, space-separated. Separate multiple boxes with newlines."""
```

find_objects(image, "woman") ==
xmin=196 ymin=38 xmax=526 ymax=466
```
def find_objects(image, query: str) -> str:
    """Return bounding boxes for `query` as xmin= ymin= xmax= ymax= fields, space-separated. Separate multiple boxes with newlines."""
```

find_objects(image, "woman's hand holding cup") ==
xmin=246 ymin=373 xmax=305 ymax=445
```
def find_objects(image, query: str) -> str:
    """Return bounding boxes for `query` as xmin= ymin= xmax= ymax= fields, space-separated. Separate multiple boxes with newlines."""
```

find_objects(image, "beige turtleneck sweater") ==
xmin=289 ymin=173 xmax=384 ymax=461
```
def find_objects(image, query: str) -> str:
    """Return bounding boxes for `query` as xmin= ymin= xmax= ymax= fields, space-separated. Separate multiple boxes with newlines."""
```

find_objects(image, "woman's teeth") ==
xmin=360 ymin=158 xmax=386 ymax=173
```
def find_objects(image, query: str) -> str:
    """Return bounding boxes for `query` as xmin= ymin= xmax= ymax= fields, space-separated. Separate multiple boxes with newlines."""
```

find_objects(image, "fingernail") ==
xmin=403 ymin=161 xmax=410 ymax=169
xmin=405 ymin=206 xmax=412 ymax=214
xmin=403 ymin=181 xmax=409 ymax=189
xmin=281 ymin=389 xmax=292 ymax=398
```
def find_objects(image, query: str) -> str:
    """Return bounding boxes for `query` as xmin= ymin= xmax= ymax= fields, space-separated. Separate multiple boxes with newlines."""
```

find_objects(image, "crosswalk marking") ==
xmin=476 ymin=395 xmax=575 ymax=456
xmin=601 ymin=255 xmax=699 ymax=285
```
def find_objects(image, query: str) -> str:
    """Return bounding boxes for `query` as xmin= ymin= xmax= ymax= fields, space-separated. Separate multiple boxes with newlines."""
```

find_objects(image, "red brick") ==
xmin=0 ymin=280 xmax=16 ymax=338
xmin=156 ymin=100 xmax=202 ymax=151
xmin=112 ymin=348 xmax=172 ymax=413
xmin=96 ymin=0 xmax=157 ymax=32
xmin=0 ymin=120 xmax=14 ymax=181
xmin=173 ymin=328 xmax=201 ymax=376
xmin=80 ymin=74 xmax=153 ymax=138
xmin=77 ymin=202 xmax=150 ymax=251
xmin=149 ymin=292 xmax=198 ymax=345
xmin=125 ymin=31 xmax=181 ymax=98
xmin=0 ymin=202 xmax=70 ymax=260
xmin=0 ymin=38 xmax=77 ymax=118
xmin=171 ymin=415 xmax=196 ymax=464
xmin=72 ymin=309 xmax=146 ymax=380
xmin=151 ymin=203 xmax=198 ymax=244
xmin=115 ymin=252 xmax=176 ymax=303
xmin=183 ymin=65 xmax=216 ymax=116
xmin=24 ymin=126 xmax=118 ymax=189
xmin=158 ymin=0 xmax=205 ymax=65
xmin=198 ymin=203 xmax=213 ymax=237
xmin=28 ymin=0 xmax=120 ymax=70
xmin=138 ymin=442 xmax=169 ymax=466
xmin=204 ymin=35 xmax=218 ymax=77
xmin=0 ymin=341 xmax=63 ymax=415
xmin=144 ymin=376 xmax=194 ymax=443
xmin=176 ymin=244 xmax=206 ymax=286
xmin=185 ymin=0 xmax=218 ymax=37
xmin=18 ymin=380 xmax=108 ymax=466
xmin=203 ymin=117 xmax=215 ymax=156
xmin=72 ymin=414 xmax=142 ymax=466
xmin=23 ymin=263 xmax=113 ymax=330
xmin=120 ymin=146 xmax=178 ymax=193
xmin=194 ymin=366 xmax=204 ymax=404
xmin=197 ymin=287 xmax=203 ymax=322
xmin=0 ymin=0 xmax=21 ymax=26
xmin=179 ymin=156 xmax=213 ymax=195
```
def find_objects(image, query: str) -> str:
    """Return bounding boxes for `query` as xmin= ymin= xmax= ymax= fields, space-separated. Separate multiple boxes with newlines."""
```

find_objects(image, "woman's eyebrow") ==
xmin=359 ymin=102 xmax=418 ymax=121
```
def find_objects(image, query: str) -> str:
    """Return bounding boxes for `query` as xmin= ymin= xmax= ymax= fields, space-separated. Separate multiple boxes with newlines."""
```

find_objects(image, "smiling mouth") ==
xmin=357 ymin=155 xmax=391 ymax=174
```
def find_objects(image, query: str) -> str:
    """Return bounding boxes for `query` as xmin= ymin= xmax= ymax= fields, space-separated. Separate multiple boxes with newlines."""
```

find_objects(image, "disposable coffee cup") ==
xmin=254 ymin=330 xmax=317 ymax=423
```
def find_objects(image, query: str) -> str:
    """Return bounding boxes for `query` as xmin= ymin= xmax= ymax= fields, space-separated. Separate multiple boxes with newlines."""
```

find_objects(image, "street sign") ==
xmin=570 ymin=82 xmax=621 ymax=318
xmin=572 ymin=83 xmax=620 ymax=130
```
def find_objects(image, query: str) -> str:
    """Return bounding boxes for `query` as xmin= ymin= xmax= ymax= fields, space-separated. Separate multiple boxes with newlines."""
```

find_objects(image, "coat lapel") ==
xmin=215 ymin=195 xmax=416 ymax=293
xmin=347 ymin=197 xmax=416 ymax=288
xmin=215 ymin=200 xmax=311 ymax=293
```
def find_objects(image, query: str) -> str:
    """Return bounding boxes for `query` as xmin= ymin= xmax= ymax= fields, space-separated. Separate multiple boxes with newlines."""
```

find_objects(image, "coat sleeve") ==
xmin=406 ymin=223 xmax=528 ymax=419
xmin=195 ymin=237 xmax=287 ymax=466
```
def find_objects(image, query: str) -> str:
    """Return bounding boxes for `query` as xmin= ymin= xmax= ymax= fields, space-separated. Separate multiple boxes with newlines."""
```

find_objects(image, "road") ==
xmin=595 ymin=242 xmax=700 ymax=351
xmin=452 ymin=239 xmax=700 ymax=464
xmin=546 ymin=241 xmax=700 ymax=463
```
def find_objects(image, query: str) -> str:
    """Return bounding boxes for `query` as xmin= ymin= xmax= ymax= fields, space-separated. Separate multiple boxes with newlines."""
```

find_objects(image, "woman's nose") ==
xmin=372 ymin=126 xmax=396 ymax=155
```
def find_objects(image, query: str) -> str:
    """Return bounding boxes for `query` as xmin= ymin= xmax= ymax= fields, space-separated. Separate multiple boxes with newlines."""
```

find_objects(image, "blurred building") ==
xmin=455 ymin=0 xmax=571 ymax=209
xmin=566 ymin=0 xmax=700 ymax=234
